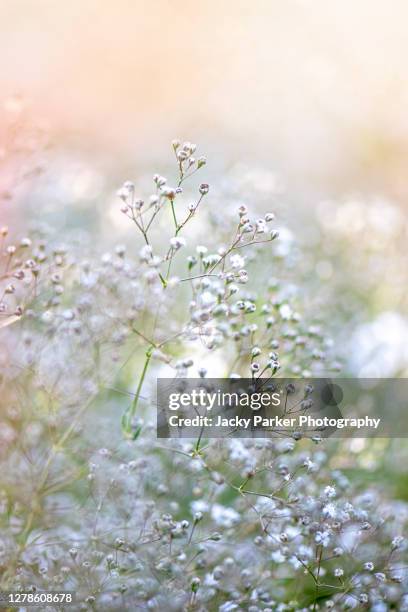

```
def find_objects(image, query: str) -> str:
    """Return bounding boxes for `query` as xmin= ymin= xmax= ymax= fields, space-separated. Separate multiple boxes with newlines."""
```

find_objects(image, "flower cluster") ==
xmin=0 ymin=142 xmax=406 ymax=610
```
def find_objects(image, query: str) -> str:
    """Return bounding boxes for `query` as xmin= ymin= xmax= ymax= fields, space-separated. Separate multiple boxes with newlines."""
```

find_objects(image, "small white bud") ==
xmin=170 ymin=237 xmax=186 ymax=250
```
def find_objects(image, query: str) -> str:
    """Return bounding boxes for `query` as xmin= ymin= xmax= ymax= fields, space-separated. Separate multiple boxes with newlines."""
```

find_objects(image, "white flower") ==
xmin=322 ymin=503 xmax=337 ymax=519
xmin=324 ymin=485 xmax=336 ymax=499
xmin=200 ymin=291 xmax=217 ymax=307
xmin=139 ymin=245 xmax=153 ymax=261
xmin=230 ymin=254 xmax=245 ymax=269
xmin=62 ymin=309 xmax=75 ymax=321
xmin=196 ymin=245 xmax=208 ymax=255
xmin=303 ymin=457 xmax=316 ymax=472
xmin=315 ymin=530 xmax=330 ymax=547
xmin=162 ymin=186 xmax=176 ymax=199
xmin=41 ymin=310 xmax=54 ymax=324
xmin=279 ymin=304 xmax=292 ymax=320
xmin=191 ymin=500 xmax=209 ymax=514
xmin=237 ymin=269 xmax=248 ymax=284
xmin=148 ymin=256 xmax=161 ymax=268
xmin=167 ymin=276 xmax=180 ymax=288
xmin=343 ymin=596 xmax=357 ymax=609
xmin=271 ymin=550 xmax=286 ymax=563
xmin=211 ymin=504 xmax=240 ymax=528
xmin=153 ymin=174 xmax=167 ymax=187
xmin=117 ymin=186 xmax=131 ymax=200
xmin=170 ymin=237 xmax=186 ymax=250
xmin=219 ymin=603 xmax=239 ymax=612
xmin=392 ymin=536 xmax=405 ymax=550
xmin=256 ymin=220 xmax=267 ymax=233
xmin=228 ymin=440 xmax=251 ymax=462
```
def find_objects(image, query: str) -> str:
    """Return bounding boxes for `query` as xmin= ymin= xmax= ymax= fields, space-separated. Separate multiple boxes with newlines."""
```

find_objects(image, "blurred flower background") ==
xmin=1 ymin=2 xmax=408 ymax=608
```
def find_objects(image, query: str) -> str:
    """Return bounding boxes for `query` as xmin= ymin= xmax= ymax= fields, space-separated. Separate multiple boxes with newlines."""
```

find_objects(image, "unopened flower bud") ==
xmin=191 ymin=577 xmax=201 ymax=592
xmin=199 ymin=183 xmax=209 ymax=195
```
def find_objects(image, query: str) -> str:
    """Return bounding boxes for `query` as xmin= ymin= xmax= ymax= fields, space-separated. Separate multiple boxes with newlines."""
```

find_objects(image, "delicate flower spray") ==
xmin=0 ymin=142 xmax=406 ymax=610
xmin=117 ymin=140 xmax=283 ymax=439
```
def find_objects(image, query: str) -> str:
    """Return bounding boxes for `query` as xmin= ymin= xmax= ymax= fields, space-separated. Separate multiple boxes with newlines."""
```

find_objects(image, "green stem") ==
xmin=122 ymin=346 xmax=153 ymax=437
xmin=170 ymin=200 xmax=178 ymax=230
xmin=159 ymin=272 xmax=167 ymax=288
xmin=131 ymin=347 xmax=153 ymax=415
xmin=195 ymin=427 xmax=204 ymax=453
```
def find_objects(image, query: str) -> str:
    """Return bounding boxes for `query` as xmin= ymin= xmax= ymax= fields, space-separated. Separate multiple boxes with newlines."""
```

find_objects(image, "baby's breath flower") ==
xmin=392 ymin=535 xmax=405 ymax=550
xmin=162 ymin=186 xmax=177 ymax=199
xmin=170 ymin=237 xmax=186 ymax=250
xmin=199 ymin=183 xmax=209 ymax=195
xmin=0 ymin=140 xmax=406 ymax=612
xmin=315 ymin=531 xmax=330 ymax=547
xmin=153 ymin=174 xmax=167 ymax=187
xmin=230 ymin=254 xmax=245 ymax=269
